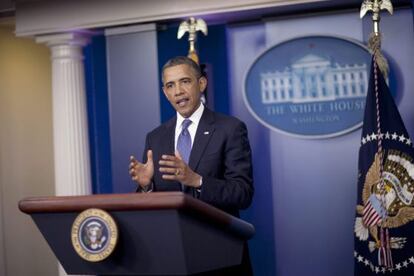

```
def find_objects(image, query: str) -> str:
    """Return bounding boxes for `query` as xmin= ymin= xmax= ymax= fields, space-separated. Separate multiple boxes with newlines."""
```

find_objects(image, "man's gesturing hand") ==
xmin=129 ymin=150 xmax=154 ymax=188
xmin=159 ymin=151 xmax=201 ymax=188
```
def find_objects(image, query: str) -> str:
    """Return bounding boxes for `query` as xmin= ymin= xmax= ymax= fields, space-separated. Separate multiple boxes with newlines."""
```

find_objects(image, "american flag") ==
xmin=362 ymin=194 xmax=386 ymax=227
xmin=354 ymin=59 xmax=414 ymax=275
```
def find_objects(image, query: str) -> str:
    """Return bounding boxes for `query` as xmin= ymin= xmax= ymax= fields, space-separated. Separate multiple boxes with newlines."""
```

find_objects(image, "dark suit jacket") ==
xmin=140 ymin=107 xmax=254 ymax=217
xmin=138 ymin=107 xmax=254 ymax=274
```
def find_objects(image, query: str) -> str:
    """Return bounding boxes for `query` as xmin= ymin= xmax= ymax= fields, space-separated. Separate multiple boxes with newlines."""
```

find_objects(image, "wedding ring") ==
xmin=175 ymin=169 xmax=180 ymax=176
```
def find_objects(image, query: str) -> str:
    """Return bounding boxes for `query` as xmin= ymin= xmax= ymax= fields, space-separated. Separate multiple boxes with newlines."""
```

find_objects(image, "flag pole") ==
xmin=360 ymin=0 xmax=394 ymax=268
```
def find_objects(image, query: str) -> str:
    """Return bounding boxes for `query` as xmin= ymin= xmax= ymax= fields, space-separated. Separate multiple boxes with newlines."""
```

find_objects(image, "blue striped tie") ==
xmin=177 ymin=119 xmax=192 ymax=164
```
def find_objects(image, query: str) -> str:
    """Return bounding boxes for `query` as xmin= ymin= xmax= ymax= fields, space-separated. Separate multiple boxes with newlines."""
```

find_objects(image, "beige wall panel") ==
xmin=0 ymin=26 xmax=57 ymax=276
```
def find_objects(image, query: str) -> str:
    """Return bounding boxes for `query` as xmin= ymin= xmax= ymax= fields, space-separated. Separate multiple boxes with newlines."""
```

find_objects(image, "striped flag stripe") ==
xmin=363 ymin=203 xmax=382 ymax=227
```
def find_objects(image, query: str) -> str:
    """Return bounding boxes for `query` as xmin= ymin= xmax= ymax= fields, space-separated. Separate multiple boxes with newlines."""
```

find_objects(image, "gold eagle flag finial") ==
xmin=177 ymin=17 xmax=208 ymax=64
xmin=360 ymin=0 xmax=393 ymax=36
xmin=360 ymin=0 xmax=393 ymax=77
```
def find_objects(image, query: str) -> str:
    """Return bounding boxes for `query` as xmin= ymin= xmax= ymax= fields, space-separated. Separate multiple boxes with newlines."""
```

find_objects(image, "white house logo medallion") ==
xmin=244 ymin=36 xmax=372 ymax=138
xmin=71 ymin=208 xmax=118 ymax=262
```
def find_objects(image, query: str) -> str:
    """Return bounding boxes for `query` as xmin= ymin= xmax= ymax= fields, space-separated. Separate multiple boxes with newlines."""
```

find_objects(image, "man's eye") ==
xmin=182 ymin=79 xmax=191 ymax=84
xmin=166 ymin=84 xmax=173 ymax=89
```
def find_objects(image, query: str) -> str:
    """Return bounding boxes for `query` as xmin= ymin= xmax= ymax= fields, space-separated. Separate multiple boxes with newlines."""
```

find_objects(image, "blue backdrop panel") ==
xmin=105 ymin=26 xmax=161 ymax=193
xmin=227 ymin=22 xmax=277 ymax=276
xmin=265 ymin=13 xmax=363 ymax=276
xmin=84 ymin=35 xmax=112 ymax=194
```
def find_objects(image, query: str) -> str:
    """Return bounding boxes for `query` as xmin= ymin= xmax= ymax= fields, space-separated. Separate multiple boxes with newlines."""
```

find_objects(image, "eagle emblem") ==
xmin=355 ymin=150 xmax=414 ymax=254
xmin=360 ymin=0 xmax=393 ymax=19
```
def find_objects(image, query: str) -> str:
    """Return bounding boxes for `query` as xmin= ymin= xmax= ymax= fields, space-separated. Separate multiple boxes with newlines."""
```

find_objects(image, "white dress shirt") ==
xmin=174 ymin=103 xmax=204 ymax=153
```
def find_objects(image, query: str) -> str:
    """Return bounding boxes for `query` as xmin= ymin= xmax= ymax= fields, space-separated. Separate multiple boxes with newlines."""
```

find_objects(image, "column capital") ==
xmin=35 ymin=32 xmax=91 ymax=47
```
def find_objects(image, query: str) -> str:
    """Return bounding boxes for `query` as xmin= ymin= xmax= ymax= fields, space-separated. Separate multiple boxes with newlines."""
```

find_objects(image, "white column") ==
xmin=36 ymin=32 xmax=92 ymax=196
xmin=37 ymin=32 xmax=92 ymax=276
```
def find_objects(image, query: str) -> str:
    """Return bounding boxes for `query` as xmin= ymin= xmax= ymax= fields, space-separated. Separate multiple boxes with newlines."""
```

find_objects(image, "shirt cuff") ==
xmin=138 ymin=181 xmax=153 ymax=193
xmin=196 ymin=177 xmax=202 ymax=192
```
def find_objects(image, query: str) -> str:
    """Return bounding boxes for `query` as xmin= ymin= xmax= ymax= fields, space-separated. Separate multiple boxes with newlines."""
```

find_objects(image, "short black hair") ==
xmin=161 ymin=56 xmax=202 ymax=81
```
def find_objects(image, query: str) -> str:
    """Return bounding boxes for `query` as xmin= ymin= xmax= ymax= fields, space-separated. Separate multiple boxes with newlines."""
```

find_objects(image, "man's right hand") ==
xmin=129 ymin=150 xmax=154 ymax=188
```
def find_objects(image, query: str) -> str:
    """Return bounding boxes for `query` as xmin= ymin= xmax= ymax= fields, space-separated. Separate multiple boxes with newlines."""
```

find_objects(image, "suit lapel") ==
xmin=162 ymin=117 xmax=176 ymax=156
xmin=157 ymin=117 xmax=182 ymax=191
xmin=189 ymin=108 xmax=215 ymax=171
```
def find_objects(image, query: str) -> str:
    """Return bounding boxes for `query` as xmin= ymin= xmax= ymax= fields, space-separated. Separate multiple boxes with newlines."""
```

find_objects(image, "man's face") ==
xmin=162 ymin=64 xmax=207 ymax=118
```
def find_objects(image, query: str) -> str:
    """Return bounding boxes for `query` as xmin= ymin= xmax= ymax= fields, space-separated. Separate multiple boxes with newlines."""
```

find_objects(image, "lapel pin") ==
xmin=204 ymin=131 xmax=209 ymax=135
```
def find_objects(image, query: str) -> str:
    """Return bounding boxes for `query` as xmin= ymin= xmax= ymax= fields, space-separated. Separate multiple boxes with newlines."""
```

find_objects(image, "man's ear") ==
xmin=199 ymin=76 xmax=207 ymax=93
xmin=162 ymin=86 xmax=168 ymax=98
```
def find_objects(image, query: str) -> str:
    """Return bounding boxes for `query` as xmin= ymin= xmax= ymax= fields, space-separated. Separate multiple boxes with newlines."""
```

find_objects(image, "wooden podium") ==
xmin=19 ymin=192 xmax=255 ymax=275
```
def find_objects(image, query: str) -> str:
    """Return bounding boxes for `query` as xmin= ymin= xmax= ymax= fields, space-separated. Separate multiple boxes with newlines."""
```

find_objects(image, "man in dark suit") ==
xmin=129 ymin=56 xmax=254 ymax=274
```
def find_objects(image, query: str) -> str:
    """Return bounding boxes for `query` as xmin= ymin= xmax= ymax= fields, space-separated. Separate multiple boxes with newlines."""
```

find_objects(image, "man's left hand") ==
xmin=159 ymin=151 xmax=201 ymax=188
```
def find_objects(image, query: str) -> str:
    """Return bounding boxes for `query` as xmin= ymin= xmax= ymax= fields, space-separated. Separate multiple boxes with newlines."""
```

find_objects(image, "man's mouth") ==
xmin=176 ymin=98 xmax=189 ymax=107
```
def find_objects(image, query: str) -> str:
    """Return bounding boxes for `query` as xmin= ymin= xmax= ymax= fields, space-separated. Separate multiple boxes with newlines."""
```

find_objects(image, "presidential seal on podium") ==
xmin=71 ymin=208 xmax=118 ymax=262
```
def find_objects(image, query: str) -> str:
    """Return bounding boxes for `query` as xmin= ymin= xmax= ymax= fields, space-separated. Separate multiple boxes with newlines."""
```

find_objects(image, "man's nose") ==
xmin=174 ymin=83 xmax=184 ymax=96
